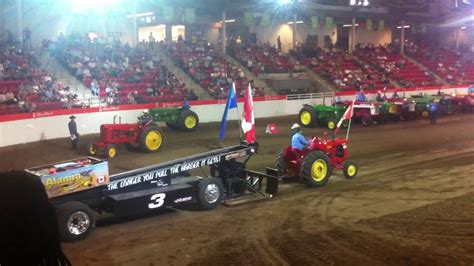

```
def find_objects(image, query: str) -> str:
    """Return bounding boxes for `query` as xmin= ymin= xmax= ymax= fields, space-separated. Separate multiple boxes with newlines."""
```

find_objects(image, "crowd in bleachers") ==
xmin=50 ymin=33 xmax=196 ymax=105
xmin=228 ymin=42 xmax=302 ymax=75
xmin=407 ymin=43 xmax=474 ymax=85
xmin=1 ymin=30 xmax=80 ymax=115
xmin=164 ymin=38 xmax=265 ymax=99
xmin=292 ymin=41 xmax=447 ymax=91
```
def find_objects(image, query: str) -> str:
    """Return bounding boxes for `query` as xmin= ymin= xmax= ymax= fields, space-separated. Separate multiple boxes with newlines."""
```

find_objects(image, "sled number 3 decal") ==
xmin=148 ymin=193 xmax=166 ymax=209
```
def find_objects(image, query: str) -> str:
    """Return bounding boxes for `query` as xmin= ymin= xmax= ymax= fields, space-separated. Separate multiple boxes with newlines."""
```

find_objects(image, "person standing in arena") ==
xmin=429 ymin=100 xmax=439 ymax=125
xmin=68 ymin=115 xmax=79 ymax=149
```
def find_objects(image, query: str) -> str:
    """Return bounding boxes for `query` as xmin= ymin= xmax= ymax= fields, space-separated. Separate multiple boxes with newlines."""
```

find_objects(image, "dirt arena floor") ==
xmin=1 ymin=113 xmax=473 ymax=265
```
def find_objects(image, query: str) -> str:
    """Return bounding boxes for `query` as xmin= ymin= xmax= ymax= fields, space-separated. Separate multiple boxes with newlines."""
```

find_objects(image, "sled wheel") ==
xmin=56 ymin=201 xmax=96 ymax=242
xmin=87 ymin=143 xmax=98 ymax=156
xmin=343 ymin=160 xmax=358 ymax=179
xmin=327 ymin=120 xmax=336 ymax=130
xmin=178 ymin=109 xmax=199 ymax=131
xmin=197 ymin=178 xmax=224 ymax=210
xmin=421 ymin=110 xmax=429 ymax=118
xmin=106 ymin=145 xmax=117 ymax=158
xmin=299 ymin=106 xmax=317 ymax=127
xmin=302 ymin=151 xmax=333 ymax=187
xmin=140 ymin=126 xmax=164 ymax=152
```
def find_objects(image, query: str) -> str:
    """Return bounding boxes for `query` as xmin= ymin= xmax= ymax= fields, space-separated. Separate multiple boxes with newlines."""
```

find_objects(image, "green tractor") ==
xmin=149 ymin=107 xmax=199 ymax=131
xmin=299 ymin=103 xmax=348 ymax=129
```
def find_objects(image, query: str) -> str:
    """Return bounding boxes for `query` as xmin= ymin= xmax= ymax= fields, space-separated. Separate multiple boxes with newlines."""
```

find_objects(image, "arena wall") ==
xmin=0 ymin=85 xmax=468 ymax=148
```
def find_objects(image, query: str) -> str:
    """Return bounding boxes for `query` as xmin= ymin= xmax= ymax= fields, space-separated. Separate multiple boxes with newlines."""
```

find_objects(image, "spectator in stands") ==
xmin=375 ymin=91 xmax=384 ymax=102
xmin=126 ymin=91 xmax=136 ymax=104
xmin=277 ymin=35 xmax=282 ymax=52
xmin=0 ymin=171 xmax=71 ymax=266
xmin=392 ymin=91 xmax=400 ymax=99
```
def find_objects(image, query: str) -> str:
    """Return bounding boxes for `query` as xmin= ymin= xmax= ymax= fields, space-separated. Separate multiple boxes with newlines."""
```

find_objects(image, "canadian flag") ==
xmin=241 ymin=84 xmax=256 ymax=143
xmin=334 ymin=100 xmax=355 ymax=135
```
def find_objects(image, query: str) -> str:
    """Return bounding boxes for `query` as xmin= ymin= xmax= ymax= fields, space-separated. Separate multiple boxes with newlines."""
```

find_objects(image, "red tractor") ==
xmin=88 ymin=113 xmax=164 ymax=158
xmin=276 ymin=133 xmax=358 ymax=187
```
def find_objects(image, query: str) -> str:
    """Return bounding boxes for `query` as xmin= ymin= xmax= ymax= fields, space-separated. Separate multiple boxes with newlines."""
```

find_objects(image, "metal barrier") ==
xmin=286 ymin=92 xmax=335 ymax=104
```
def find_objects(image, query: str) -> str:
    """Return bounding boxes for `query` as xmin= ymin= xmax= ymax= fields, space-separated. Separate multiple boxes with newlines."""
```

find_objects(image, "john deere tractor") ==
xmin=299 ymin=103 xmax=347 ymax=129
xmin=149 ymin=107 xmax=199 ymax=131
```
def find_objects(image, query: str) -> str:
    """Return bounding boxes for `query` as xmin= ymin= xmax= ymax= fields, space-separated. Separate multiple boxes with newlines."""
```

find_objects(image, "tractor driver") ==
xmin=140 ymin=110 xmax=153 ymax=126
xmin=291 ymin=123 xmax=310 ymax=151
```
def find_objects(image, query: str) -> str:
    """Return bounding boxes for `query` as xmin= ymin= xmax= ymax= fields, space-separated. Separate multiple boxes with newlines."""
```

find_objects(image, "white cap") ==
xmin=291 ymin=123 xmax=300 ymax=130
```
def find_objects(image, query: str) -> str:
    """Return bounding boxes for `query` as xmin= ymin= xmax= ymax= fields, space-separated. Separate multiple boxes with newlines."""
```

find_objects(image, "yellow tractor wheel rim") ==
xmin=347 ymin=165 xmax=357 ymax=176
xmin=89 ymin=145 xmax=97 ymax=155
xmin=300 ymin=111 xmax=311 ymax=125
xmin=328 ymin=121 xmax=335 ymax=130
xmin=311 ymin=159 xmax=327 ymax=182
xmin=184 ymin=115 xmax=197 ymax=129
xmin=108 ymin=147 xmax=116 ymax=158
xmin=422 ymin=110 xmax=429 ymax=118
xmin=388 ymin=105 xmax=397 ymax=114
xmin=146 ymin=130 xmax=163 ymax=151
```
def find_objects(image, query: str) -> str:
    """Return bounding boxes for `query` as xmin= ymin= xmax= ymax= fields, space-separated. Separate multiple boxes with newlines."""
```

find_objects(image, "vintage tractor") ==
xmin=87 ymin=113 xmax=164 ymax=158
xmin=378 ymin=98 xmax=417 ymax=122
xmin=299 ymin=103 xmax=348 ymax=129
xmin=276 ymin=133 xmax=358 ymax=187
xmin=410 ymin=95 xmax=432 ymax=118
xmin=149 ymin=107 xmax=199 ymax=131
xmin=352 ymin=101 xmax=381 ymax=126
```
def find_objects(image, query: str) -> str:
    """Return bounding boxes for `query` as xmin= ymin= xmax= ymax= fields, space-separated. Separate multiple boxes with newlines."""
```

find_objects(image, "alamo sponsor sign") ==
xmin=107 ymin=155 xmax=221 ymax=191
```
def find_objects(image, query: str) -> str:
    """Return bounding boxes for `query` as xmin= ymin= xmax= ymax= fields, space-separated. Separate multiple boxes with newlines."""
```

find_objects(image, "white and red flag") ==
xmin=334 ymin=99 xmax=355 ymax=136
xmin=241 ymin=83 xmax=256 ymax=144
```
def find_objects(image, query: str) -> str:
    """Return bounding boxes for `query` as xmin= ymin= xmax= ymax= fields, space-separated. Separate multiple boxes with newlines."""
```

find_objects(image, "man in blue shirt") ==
xmin=356 ymin=89 xmax=367 ymax=102
xmin=291 ymin=123 xmax=310 ymax=151
xmin=429 ymin=100 xmax=439 ymax=125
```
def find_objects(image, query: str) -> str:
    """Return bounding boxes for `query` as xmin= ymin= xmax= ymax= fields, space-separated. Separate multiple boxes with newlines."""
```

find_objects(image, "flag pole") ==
xmin=234 ymin=83 xmax=243 ymax=143
xmin=345 ymin=118 xmax=352 ymax=141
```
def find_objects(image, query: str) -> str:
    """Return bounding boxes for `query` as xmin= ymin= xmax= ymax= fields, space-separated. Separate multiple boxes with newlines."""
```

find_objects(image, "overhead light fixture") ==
xmin=461 ymin=26 xmax=467 ymax=29
xmin=343 ymin=23 xmax=359 ymax=27
xmin=126 ymin=12 xmax=154 ymax=18
xmin=350 ymin=0 xmax=369 ymax=6
xmin=396 ymin=25 xmax=411 ymax=29
xmin=278 ymin=0 xmax=292 ymax=5
xmin=287 ymin=21 xmax=304 ymax=24
xmin=220 ymin=19 xmax=236 ymax=23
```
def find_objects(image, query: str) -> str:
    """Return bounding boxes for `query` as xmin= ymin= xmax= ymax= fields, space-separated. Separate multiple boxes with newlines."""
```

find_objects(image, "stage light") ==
xmin=278 ymin=0 xmax=292 ymax=5
xmin=287 ymin=21 xmax=303 ymax=24
xmin=461 ymin=26 xmax=467 ymax=29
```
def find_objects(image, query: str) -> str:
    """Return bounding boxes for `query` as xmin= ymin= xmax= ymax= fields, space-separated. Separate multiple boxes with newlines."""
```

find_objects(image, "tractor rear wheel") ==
xmin=106 ymin=145 xmax=117 ymax=158
xmin=299 ymin=106 xmax=317 ymax=127
xmin=87 ymin=143 xmax=98 ymax=156
xmin=178 ymin=109 xmax=199 ymax=131
xmin=343 ymin=160 xmax=358 ymax=179
xmin=327 ymin=120 xmax=336 ymax=130
xmin=361 ymin=115 xmax=372 ymax=127
xmin=302 ymin=151 xmax=333 ymax=187
xmin=421 ymin=110 xmax=429 ymax=118
xmin=275 ymin=150 xmax=288 ymax=177
xmin=139 ymin=126 xmax=164 ymax=152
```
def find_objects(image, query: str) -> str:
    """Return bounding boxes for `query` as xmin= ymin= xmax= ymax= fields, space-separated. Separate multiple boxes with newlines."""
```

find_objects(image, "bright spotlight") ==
xmin=278 ymin=0 xmax=292 ymax=5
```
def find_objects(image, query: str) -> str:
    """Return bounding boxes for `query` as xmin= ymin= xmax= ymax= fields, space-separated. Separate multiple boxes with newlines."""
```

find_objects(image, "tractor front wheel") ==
xmin=327 ymin=120 xmax=336 ymax=130
xmin=299 ymin=106 xmax=317 ymax=127
xmin=361 ymin=115 xmax=372 ymax=127
xmin=302 ymin=151 xmax=333 ymax=187
xmin=106 ymin=145 xmax=117 ymax=158
xmin=343 ymin=160 xmax=358 ymax=179
xmin=139 ymin=126 xmax=164 ymax=152
xmin=87 ymin=143 xmax=98 ymax=156
xmin=178 ymin=109 xmax=199 ymax=131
